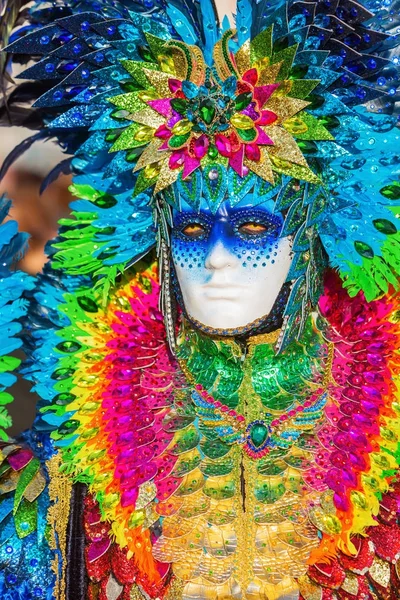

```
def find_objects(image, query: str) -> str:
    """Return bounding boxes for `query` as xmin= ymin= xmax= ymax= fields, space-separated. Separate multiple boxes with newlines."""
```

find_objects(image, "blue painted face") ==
xmin=171 ymin=195 xmax=293 ymax=331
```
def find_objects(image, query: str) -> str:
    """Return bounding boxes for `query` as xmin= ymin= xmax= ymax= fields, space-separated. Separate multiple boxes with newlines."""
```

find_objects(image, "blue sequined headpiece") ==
xmin=1 ymin=0 xmax=399 ymax=351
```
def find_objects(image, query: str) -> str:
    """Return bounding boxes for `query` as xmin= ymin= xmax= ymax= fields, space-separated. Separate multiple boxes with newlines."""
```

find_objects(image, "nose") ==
xmin=204 ymin=239 xmax=237 ymax=270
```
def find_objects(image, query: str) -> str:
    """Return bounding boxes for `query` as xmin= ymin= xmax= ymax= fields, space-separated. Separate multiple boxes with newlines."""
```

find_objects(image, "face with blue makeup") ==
xmin=171 ymin=196 xmax=293 ymax=331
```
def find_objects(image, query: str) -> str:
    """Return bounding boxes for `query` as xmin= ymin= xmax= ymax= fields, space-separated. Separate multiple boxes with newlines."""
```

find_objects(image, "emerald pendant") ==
xmin=250 ymin=423 xmax=269 ymax=448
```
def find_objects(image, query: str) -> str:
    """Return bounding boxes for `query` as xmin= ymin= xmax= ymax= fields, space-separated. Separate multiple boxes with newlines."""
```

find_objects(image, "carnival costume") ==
xmin=0 ymin=0 xmax=400 ymax=598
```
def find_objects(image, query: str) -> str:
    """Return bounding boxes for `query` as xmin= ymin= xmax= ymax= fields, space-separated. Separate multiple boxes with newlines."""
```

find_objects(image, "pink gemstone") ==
xmin=237 ymin=415 xmax=245 ymax=422
xmin=220 ymin=406 xmax=229 ymax=412
xmin=154 ymin=124 xmax=171 ymax=140
xmin=258 ymin=110 xmax=278 ymax=125
xmin=8 ymin=449 xmax=34 ymax=471
xmin=288 ymin=410 xmax=296 ymax=417
xmin=304 ymin=400 xmax=312 ymax=407
xmin=192 ymin=135 xmax=209 ymax=159
xmin=169 ymin=151 xmax=185 ymax=169
xmin=245 ymin=143 xmax=260 ymax=162
xmin=215 ymin=132 xmax=240 ymax=158
xmin=279 ymin=414 xmax=288 ymax=422
xmin=228 ymin=410 xmax=236 ymax=417
xmin=213 ymin=401 xmax=222 ymax=408
xmin=333 ymin=492 xmax=350 ymax=512
xmin=195 ymin=384 xmax=202 ymax=391
xmin=168 ymin=79 xmax=182 ymax=93
xmin=271 ymin=419 xmax=278 ymax=426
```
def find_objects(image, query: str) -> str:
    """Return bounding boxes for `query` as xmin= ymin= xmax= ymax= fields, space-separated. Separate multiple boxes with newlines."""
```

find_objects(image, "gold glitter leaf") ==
xmin=107 ymin=92 xmax=147 ymax=113
xmin=289 ymin=79 xmax=320 ymax=99
xmin=154 ymin=158 xmax=179 ymax=194
xmin=297 ymin=575 xmax=323 ymax=600
xmin=143 ymin=68 xmax=174 ymax=98
xmin=272 ymin=45 xmax=299 ymax=81
xmin=167 ymin=43 xmax=189 ymax=79
xmin=258 ymin=62 xmax=283 ymax=85
xmin=341 ymin=574 xmax=359 ymax=596
xmin=290 ymin=112 xmax=335 ymax=141
xmin=264 ymin=96 xmax=310 ymax=122
xmin=24 ymin=470 xmax=46 ymax=502
xmin=235 ymin=39 xmax=251 ymax=75
xmin=144 ymin=32 xmax=167 ymax=60
xmin=130 ymin=107 xmax=165 ymax=129
xmin=133 ymin=140 xmax=165 ymax=172
xmin=369 ymin=556 xmax=391 ymax=588
xmin=266 ymin=126 xmax=309 ymax=167
xmin=120 ymin=60 xmax=158 ymax=88
xmin=110 ymin=123 xmax=149 ymax=152
xmin=244 ymin=148 xmax=274 ymax=183
xmin=251 ymin=26 xmax=273 ymax=64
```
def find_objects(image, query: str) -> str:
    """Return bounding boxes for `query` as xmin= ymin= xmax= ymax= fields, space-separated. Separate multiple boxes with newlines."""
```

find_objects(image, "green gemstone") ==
xmin=308 ymin=94 xmax=325 ymax=109
xmin=51 ymin=368 xmax=74 ymax=381
xmin=318 ymin=115 xmax=340 ymax=129
xmin=199 ymin=100 xmax=216 ymax=125
xmin=171 ymin=98 xmax=188 ymax=115
xmin=168 ymin=133 xmax=190 ymax=148
xmin=138 ymin=45 xmax=154 ymax=62
xmin=290 ymin=65 xmax=308 ymax=79
xmin=234 ymin=92 xmax=253 ymax=111
xmin=93 ymin=194 xmax=117 ymax=208
xmin=77 ymin=296 xmax=98 ymax=313
xmin=354 ymin=240 xmax=374 ymax=259
xmin=126 ymin=147 xmax=142 ymax=162
xmin=54 ymin=393 xmax=76 ymax=406
xmin=110 ymin=109 xmax=130 ymax=121
xmin=236 ymin=127 xmax=257 ymax=142
xmin=105 ymin=129 xmax=123 ymax=143
xmin=208 ymin=145 xmax=218 ymax=159
xmin=373 ymin=218 xmax=397 ymax=235
xmin=56 ymin=340 xmax=81 ymax=353
xmin=250 ymin=423 xmax=269 ymax=448
xmin=297 ymin=140 xmax=318 ymax=154
xmin=97 ymin=226 xmax=116 ymax=236
xmin=120 ymin=79 xmax=141 ymax=93
xmin=379 ymin=183 xmax=400 ymax=200
xmin=57 ymin=419 xmax=80 ymax=436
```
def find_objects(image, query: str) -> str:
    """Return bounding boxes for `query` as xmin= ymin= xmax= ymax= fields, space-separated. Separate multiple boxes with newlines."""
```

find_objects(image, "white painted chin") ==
xmin=175 ymin=237 xmax=293 ymax=331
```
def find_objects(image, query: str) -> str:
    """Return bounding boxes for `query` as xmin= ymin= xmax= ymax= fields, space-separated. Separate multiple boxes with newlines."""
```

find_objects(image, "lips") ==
xmin=202 ymin=285 xmax=241 ymax=300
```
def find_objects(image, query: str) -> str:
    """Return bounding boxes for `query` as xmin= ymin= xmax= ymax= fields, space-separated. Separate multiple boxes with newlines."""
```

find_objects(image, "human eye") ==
xmin=233 ymin=209 xmax=282 ymax=240
xmin=181 ymin=222 xmax=207 ymax=239
xmin=237 ymin=222 xmax=268 ymax=236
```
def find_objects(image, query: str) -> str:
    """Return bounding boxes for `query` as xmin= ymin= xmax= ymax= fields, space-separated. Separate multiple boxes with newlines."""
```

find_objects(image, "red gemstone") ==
xmin=242 ymin=68 xmax=259 ymax=87
xmin=154 ymin=124 xmax=171 ymax=140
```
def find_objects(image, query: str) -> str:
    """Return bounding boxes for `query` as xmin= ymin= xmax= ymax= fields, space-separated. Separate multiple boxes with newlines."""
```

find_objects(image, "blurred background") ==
xmin=1 ymin=128 xmax=73 ymax=435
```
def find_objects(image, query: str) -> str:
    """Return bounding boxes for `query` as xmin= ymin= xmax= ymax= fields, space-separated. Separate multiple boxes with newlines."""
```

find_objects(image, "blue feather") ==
xmin=236 ymin=0 xmax=252 ymax=45
xmin=165 ymin=5 xmax=198 ymax=45
xmin=199 ymin=0 xmax=219 ymax=65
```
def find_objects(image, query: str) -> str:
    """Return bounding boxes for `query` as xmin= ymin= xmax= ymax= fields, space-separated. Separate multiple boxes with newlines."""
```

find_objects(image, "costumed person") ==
xmin=0 ymin=0 xmax=400 ymax=598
